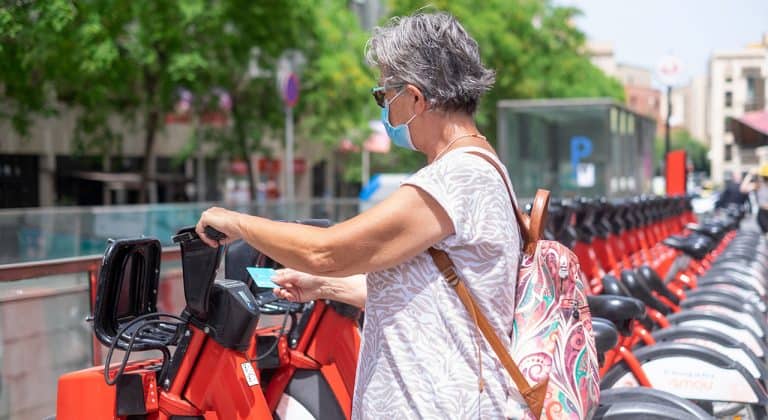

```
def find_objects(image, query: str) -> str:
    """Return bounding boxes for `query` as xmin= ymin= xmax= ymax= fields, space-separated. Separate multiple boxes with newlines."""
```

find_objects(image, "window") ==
xmin=725 ymin=91 xmax=733 ymax=107
xmin=747 ymin=77 xmax=756 ymax=102
xmin=724 ymin=116 xmax=732 ymax=133
xmin=742 ymin=68 xmax=764 ymax=111
xmin=620 ymin=111 xmax=628 ymax=135
xmin=725 ymin=76 xmax=733 ymax=83
xmin=725 ymin=144 xmax=732 ymax=162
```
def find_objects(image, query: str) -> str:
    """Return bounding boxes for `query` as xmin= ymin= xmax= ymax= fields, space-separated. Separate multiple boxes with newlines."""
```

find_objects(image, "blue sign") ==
xmin=359 ymin=174 xmax=380 ymax=200
xmin=570 ymin=136 xmax=593 ymax=179
xmin=283 ymin=73 xmax=300 ymax=107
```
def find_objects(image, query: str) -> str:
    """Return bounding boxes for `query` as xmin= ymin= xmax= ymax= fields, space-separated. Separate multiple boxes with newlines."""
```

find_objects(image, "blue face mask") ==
xmin=381 ymin=90 xmax=417 ymax=150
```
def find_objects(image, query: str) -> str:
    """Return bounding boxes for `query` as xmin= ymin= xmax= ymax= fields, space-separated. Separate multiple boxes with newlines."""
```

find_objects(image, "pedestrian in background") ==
xmin=715 ymin=170 xmax=752 ymax=212
xmin=740 ymin=165 xmax=768 ymax=233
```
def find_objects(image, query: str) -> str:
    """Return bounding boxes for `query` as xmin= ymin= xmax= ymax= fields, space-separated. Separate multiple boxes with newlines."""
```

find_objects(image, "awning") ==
xmin=364 ymin=132 xmax=391 ymax=153
xmin=67 ymin=171 xmax=192 ymax=187
xmin=732 ymin=110 xmax=768 ymax=148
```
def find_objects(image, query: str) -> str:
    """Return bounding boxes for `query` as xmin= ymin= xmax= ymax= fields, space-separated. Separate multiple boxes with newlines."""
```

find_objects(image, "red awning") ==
xmin=732 ymin=110 xmax=768 ymax=148
xmin=364 ymin=132 xmax=391 ymax=153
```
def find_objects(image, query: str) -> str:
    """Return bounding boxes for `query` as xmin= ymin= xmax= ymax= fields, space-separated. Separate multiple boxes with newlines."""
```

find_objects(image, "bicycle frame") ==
xmin=57 ymin=301 xmax=360 ymax=419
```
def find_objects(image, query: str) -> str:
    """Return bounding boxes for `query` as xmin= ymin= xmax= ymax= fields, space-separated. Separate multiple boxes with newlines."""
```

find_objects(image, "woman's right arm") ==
xmin=196 ymin=184 xmax=453 ymax=277
xmin=741 ymin=171 xmax=757 ymax=193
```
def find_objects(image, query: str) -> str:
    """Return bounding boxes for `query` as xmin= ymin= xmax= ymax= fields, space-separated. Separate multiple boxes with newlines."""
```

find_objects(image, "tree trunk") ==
xmin=140 ymin=108 xmax=159 ymax=203
xmin=232 ymin=98 xmax=257 ymax=201
xmin=139 ymin=67 xmax=159 ymax=204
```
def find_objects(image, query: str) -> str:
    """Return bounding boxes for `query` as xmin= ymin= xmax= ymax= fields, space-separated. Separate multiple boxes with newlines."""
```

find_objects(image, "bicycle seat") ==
xmin=587 ymin=295 xmax=645 ymax=335
xmin=557 ymin=200 xmax=578 ymax=248
xmin=661 ymin=235 xmax=685 ymax=248
xmin=636 ymin=265 xmax=679 ymax=305
xmin=662 ymin=233 xmax=713 ymax=260
xmin=621 ymin=270 xmax=669 ymax=315
xmin=607 ymin=199 xmax=627 ymax=235
xmin=544 ymin=199 xmax=565 ymax=241
xmin=592 ymin=317 xmax=619 ymax=358
xmin=573 ymin=198 xmax=597 ymax=243
xmin=686 ymin=222 xmax=725 ymax=239
xmin=600 ymin=274 xmax=656 ymax=330
xmin=601 ymin=274 xmax=631 ymax=296
xmin=592 ymin=198 xmax=613 ymax=239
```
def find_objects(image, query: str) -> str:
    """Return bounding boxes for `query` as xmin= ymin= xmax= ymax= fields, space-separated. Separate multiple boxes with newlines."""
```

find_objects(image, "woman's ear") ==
xmin=406 ymin=84 xmax=427 ymax=114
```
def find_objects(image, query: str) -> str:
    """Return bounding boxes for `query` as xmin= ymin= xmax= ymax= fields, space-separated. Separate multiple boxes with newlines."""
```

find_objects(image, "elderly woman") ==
xmin=196 ymin=12 xmax=524 ymax=419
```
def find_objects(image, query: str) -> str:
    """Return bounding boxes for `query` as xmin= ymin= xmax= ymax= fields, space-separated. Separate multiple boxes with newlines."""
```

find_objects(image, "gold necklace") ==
xmin=434 ymin=133 xmax=486 ymax=161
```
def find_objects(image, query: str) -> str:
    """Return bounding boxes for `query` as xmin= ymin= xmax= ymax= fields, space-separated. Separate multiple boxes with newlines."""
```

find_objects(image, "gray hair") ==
xmin=365 ymin=12 xmax=495 ymax=115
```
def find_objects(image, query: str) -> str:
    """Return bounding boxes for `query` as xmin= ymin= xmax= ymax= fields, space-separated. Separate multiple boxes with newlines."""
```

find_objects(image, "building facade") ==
xmin=624 ymin=84 xmax=662 ymax=123
xmin=685 ymin=75 xmax=708 ymax=142
xmin=707 ymin=34 xmax=768 ymax=183
xmin=0 ymin=108 xmax=317 ymax=208
xmin=586 ymin=43 xmax=663 ymax=130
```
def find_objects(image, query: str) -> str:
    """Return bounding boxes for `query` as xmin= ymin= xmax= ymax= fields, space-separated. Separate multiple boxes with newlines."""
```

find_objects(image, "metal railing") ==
xmin=0 ymin=247 xmax=182 ymax=366
xmin=0 ymin=198 xmax=362 ymax=418
xmin=0 ymin=247 xmax=183 ymax=419
xmin=0 ymin=198 xmax=361 ymax=265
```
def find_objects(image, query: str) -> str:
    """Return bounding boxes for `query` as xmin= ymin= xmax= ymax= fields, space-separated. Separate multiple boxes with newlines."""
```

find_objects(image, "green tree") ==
xmin=188 ymin=1 xmax=315 ymax=199
xmin=0 ymin=1 xmax=627 ymax=201
xmin=247 ymin=0 xmax=379 ymax=187
xmin=333 ymin=0 xmax=628 ymax=186
xmin=191 ymin=0 xmax=379 ymax=192
xmin=1 ymin=1 xmax=229 ymax=202
xmin=655 ymin=129 xmax=709 ymax=175
xmin=0 ymin=1 xmax=74 ymax=134
xmin=1 ymin=1 xmax=380 ymax=199
xmin=386 ymin=0 xmax=625 ymax=138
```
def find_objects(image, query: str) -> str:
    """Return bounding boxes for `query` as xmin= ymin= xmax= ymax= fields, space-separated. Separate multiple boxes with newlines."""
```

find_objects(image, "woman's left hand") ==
xmin=272 ymin=268 xmax=329 ymax=303
xmin=195 ymin=207 xmax=244 ymax=247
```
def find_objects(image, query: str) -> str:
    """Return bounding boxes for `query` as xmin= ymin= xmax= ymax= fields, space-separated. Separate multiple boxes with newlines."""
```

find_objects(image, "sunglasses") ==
xmin=371 ymin=84 xmax=405 ymax=108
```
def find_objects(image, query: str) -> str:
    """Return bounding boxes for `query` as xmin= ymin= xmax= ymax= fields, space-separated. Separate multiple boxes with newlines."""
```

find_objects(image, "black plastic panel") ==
xmin=93 ymin=237 xmax=161 ymax=350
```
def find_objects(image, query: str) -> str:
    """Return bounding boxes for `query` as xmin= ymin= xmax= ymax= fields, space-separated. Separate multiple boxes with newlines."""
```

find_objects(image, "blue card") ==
xmin=246 ymin=267 xmax=279 ymax=289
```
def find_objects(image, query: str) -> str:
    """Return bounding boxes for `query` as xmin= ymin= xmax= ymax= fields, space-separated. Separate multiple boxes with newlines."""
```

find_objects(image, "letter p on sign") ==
xmin=570 ymin=136 xmax=593 ymax=180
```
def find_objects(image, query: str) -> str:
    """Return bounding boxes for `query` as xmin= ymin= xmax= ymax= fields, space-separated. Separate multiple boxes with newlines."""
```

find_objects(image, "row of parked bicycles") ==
xmin=544 ymin=197 xmax=768 ymax=419
xmin=52 ymin=195 xmax=768 ymax=419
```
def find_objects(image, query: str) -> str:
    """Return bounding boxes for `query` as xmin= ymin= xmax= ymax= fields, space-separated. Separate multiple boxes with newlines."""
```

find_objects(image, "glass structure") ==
xmin=497 ymin=98 xmax=656 ymax=200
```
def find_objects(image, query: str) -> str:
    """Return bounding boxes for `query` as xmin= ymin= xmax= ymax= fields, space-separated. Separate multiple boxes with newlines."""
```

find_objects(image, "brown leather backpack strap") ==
xmin=525 ymin=190 xmax=551 ymax=253
xmin=428 ymin=247 xmax=549 ymax=419
xmin=465 ymin=151 xmax=550 ymax=255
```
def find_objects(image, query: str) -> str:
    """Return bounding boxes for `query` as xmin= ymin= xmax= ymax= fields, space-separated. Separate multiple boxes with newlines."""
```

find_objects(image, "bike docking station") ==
xmin=50 ymin=193 xmax=768 ymax=419
xmin=55 ymin=221 xmax=361 ymax=419
xmin=559 ymin=196 xmax=768 ymax=419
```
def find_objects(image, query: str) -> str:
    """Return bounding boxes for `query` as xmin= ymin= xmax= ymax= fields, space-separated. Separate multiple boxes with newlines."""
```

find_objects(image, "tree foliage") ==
xmin=655 ymin=129 xmax=709 ymax=175
xmin=1 ymin=1 xmax=235 ymax=201
xmin=387 ymin=0 xmax=625 ymax=138
xmin=0 ymin=0 xmax=626 ymax=200
xmin=0 ymin=0 xmax=378 ymax=199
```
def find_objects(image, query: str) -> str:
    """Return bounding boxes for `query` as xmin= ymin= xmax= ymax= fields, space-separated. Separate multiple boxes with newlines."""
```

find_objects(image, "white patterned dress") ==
xmin=351 ymin=147 xmax=527 ymax=419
